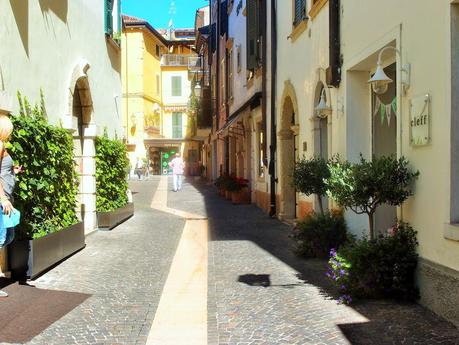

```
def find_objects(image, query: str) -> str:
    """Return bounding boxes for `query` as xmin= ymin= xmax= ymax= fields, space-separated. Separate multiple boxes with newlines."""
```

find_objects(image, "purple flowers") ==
xmin=327 ymin=248 xmax=352 ymax=304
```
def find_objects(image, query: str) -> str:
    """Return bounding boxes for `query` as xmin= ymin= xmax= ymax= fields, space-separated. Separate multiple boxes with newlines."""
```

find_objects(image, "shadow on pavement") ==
xmin=185 ymin=178 xmax=459 ymax=345
xmin=0 ymin=283 xmax=90 ymax=343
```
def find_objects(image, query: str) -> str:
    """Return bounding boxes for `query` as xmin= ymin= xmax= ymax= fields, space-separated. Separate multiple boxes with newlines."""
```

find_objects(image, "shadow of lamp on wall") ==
xmin=9 ymin=0 xmax=29 ymax=57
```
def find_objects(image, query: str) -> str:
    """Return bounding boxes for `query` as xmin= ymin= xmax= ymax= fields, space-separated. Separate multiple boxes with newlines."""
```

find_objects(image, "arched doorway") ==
xmin=66 ymin=61 xmax=97 ymax=234
xmin=278 ymin=81 xmax=299 ymax=221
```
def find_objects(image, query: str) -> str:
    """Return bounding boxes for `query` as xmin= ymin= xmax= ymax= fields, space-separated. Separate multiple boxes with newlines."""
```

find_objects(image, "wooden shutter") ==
xmin=105 ymin=0 xmax=114 ymax=35
xmin=246 ymin=0 xmax=259 ymax=70
xmin=294 ymin=0 xmax=306 ymax=25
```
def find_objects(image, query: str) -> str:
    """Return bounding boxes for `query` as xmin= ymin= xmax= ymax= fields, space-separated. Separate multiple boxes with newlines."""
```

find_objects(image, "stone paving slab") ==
xmin=1 ymin=178 xmax=185 ymax=345
xmin=172 ymin=179 xmax=459 ymax=345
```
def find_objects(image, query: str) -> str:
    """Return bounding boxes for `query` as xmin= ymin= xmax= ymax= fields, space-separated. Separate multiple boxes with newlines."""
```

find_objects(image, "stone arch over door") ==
xmin=64 ymin=60 xmax=98 ymax=234
xmin=278 ymin=80 xmax=299 ymax=220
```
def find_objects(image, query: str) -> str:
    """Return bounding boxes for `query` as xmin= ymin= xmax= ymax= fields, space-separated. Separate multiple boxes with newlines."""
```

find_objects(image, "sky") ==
xmin=122 ymin=0 xmax=209 ymax=29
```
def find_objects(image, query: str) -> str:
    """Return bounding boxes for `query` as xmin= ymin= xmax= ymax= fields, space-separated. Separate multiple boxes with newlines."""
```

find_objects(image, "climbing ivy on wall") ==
xmin=95 ymin=131 xmax=129 ymax=212
xmin=8 ymin=91 xmax=79 ymax=239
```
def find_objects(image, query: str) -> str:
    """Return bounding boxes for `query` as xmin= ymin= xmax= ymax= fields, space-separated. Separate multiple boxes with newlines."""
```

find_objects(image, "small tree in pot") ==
xmin=292 ymin=156 xmax=330 ymax=215
xmin=327 ymin=155 xmax=419 ymax=240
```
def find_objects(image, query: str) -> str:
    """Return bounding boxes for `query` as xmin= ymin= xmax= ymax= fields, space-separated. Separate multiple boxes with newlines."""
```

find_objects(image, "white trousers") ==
xmin=173 ymin=174 xmax=183 ymax=191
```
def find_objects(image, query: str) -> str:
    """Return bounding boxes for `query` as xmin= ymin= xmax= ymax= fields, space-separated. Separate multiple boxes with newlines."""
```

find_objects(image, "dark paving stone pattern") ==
xmin=174 ymin=179 xmax=459 ymax=345
xmin=1 ymin=178 xmax=184 ymax=345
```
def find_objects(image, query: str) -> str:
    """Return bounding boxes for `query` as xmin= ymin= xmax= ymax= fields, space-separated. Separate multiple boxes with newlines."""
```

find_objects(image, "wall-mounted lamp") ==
xmin=315 ymin=88 xmax=332 ymax=118
xmin=368 ymin=46 xmax=410 ymax=95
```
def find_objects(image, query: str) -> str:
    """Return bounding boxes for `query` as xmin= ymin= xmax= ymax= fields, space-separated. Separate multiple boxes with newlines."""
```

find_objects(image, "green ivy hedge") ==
xmin=9 ymin=93 xmax=79 ymax=239
xmin=95 ymin=132 xmax=129 ymax=212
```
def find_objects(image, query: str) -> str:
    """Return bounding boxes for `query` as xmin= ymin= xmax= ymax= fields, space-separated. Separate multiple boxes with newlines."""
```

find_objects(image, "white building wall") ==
xmin=0 ymin=0 xmax=122 ymax=137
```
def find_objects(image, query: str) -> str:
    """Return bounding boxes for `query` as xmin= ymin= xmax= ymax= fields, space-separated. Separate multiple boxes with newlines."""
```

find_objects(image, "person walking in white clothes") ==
xmin=169 ymin=153 xmax=185 ymax=192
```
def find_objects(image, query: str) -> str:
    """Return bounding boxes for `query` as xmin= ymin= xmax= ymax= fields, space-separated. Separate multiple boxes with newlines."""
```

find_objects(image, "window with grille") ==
xmin=293 ymin=0 xmax=307 ymax=26
xmin=172 ymin=112 xmax=182 ymax=138
xmin=171 ymin=76 xmax=182 ymax=96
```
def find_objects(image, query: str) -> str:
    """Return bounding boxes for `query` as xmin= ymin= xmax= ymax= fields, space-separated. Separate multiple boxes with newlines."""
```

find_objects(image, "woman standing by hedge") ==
xmin=0 ymin=115 xmax=21 ymax=297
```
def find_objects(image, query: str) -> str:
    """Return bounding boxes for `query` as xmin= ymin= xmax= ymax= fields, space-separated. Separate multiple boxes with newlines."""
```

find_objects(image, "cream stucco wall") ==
xmin=0 ymin=0 xmax=122 ymax=234
xmin=338 ymin=0 xmax=458 ymax=271
xmin=0 ymin=0 xmax=122 ymax=137
xmin=276 ymin=1 xmax=333 ymax=218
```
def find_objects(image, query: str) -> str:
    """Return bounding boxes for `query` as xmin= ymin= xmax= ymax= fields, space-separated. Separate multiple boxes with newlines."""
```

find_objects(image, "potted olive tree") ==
xmin=327 ymin=155 xmax=419 ymax=240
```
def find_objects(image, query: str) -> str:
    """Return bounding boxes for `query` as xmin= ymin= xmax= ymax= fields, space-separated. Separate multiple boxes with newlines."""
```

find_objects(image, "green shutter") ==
xmin=105 ymin=0 xmax=114 ymax=35
xmin=246 ymin=0 xmax=259 ymax=70
xmin=172 ymin=76 xmax=182 ymax=96
xmin=117 ymin=0 xmax=121 ymax=33
xmin=172 ymin=112 xmax=182 ymax=138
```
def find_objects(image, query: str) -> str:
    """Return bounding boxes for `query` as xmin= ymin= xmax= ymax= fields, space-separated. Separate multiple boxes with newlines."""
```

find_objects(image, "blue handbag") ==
xmin=3 ymin=208 xmax=20 ymax=228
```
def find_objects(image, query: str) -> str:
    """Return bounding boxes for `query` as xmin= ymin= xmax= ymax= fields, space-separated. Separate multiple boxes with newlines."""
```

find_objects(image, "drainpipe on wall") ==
xmin=269 ymin=0 xmax=277 ymax=217
xmin=261 ymin=0 xmax=267 ymax=176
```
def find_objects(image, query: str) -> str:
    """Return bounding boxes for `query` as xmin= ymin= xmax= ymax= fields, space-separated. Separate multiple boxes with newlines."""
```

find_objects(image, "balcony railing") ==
xmin=161 ymin=54 xmax=197 ymax=67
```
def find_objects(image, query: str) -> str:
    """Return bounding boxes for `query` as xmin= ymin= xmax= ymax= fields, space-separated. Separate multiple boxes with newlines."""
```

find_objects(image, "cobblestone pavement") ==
xmin=170 ymin=179 xmax=459 ymax=345
xmin=4 ymin=177 xmax=185 ymax=345
xmin=2 ymin=177 xmax=459 ymax=345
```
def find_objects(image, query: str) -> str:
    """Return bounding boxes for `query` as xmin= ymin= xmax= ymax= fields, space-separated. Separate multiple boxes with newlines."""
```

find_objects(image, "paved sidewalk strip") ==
xmin=148 ymin=175 xmax=208 ymax=345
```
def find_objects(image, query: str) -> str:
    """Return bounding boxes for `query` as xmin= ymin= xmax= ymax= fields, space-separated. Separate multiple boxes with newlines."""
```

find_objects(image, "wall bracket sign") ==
xmin=409 ymin=93 xmax=431 ymax=146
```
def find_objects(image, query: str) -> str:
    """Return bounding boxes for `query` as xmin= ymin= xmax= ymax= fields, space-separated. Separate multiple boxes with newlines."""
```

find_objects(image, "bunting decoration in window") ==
xmin=373 ymin=97 xmax=397 ymax=126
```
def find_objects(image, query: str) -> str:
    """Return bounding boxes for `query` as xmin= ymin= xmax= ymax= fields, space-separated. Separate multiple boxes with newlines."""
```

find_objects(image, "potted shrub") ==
xmin=95 ymin=131 xmax=133 ymax=230
xmin=292 ymin=156 xmax=330 ymax=215
xmin=214 ymin=175 xmax=227 ymax=196
xmin=292 ymin=210 xmax=348 ymax=258
xmin=327 ymin=222 xmax=419 ymax=303
xmin=8 ymin=92 xmax=85 ymax=279
xmin=227 ymin=177 xmax=249 ymax=205
xmin=327 ymin=155 xmax=419 ymax=240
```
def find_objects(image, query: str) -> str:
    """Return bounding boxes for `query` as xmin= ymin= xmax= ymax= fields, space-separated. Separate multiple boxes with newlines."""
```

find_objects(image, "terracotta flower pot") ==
xmin=231 ymin=191 xmax=242 ymax=204
xmin=225 ymin=190 xmax=232 ymax=200
xmin=241 ymin=187 xmax=251 ymax=204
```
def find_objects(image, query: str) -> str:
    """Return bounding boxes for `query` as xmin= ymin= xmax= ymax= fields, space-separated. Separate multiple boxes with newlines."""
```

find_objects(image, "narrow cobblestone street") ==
xmin=2 ymin=176 xmax=458 ymax=345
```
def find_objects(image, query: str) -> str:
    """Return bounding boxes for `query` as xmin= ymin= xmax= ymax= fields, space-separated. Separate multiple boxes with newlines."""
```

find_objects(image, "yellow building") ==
xmin=122 ymin=15 xmax=168 ymax=172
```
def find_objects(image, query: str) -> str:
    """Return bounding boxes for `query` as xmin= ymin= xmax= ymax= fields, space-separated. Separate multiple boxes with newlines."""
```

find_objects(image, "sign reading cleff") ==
xmin=410 ymin=94 xmax=431 ymax=146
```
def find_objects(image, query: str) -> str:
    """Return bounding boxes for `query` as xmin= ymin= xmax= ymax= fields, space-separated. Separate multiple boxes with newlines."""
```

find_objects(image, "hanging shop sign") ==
xmin=409 ymin=94 xmax=431 ymax=146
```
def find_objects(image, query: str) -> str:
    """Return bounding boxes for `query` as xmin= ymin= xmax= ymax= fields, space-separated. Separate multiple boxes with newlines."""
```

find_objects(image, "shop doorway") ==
xmin=372 ymin=63 xmax=397 ymax=234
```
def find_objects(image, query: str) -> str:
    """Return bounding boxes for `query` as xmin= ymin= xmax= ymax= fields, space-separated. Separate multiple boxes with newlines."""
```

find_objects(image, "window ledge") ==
xmin=106 ymin=34 xmax=121 ymax=50
xmin=290 ymin=19 xmax=308 ymax=43
xmin=444 ymin=223 xmax=459 ymax=242
xmin=309 ymin=0 xmax=328 ymax=20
